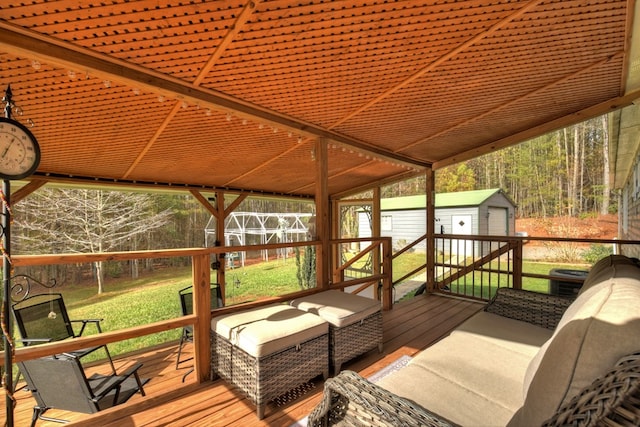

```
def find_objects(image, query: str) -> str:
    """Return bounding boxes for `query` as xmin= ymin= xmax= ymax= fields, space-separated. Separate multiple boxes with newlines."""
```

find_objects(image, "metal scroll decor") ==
xmin=9 ymin=274 xmax=57 ymax=302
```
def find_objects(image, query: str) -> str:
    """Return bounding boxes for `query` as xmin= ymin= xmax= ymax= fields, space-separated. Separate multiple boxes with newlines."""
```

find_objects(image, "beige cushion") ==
xmin=289 ymin=290 xmax=380 ymax=327
xmin=378 ymin=332 xmax=533 ymax=426
xmin=211 ymin=304 xmax=328 ymax=358
xmin=579 ymin=254 xmax=640 ymax=295
xmin=453 ymin=311 xmax=553 ymax=357
xmin=508 ymin=278 xmax=640 ymax=427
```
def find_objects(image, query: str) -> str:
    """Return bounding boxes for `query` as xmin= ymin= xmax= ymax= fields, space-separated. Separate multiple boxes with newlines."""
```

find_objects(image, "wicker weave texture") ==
xmin=331 ymin=311 xmax=383 ymax=372
xmin=484 ymin=287 xmax=573 ymax=330
xmin=307 ymin=370 xmax=455 ymax=427
xmin=211 ymin=331 xmax=329 ymax=418
xmin=543 ymin=351 xmax=640 ymax=427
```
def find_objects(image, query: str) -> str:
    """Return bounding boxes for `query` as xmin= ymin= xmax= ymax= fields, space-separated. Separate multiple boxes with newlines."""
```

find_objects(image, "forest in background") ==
xmin=382 ymin=115 xmax=612 ymax=219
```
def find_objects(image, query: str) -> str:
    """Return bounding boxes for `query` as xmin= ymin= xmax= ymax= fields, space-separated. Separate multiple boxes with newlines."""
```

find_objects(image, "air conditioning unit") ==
xmin=549 ymin=268 xmax=589 ymax=298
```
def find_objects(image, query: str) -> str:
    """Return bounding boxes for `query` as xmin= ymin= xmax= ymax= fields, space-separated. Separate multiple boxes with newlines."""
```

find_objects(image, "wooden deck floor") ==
xmin=7 ymin=294 xmax=483 ymax=427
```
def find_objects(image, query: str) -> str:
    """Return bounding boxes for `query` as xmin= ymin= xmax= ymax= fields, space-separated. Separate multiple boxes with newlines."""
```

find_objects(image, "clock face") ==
xmin=0 ymin=117 xmax=41 ymax=180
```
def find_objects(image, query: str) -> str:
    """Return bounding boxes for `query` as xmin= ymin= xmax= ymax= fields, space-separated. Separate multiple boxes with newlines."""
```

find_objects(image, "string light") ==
xmin=34 ymin=64 xmax=416 ymax=170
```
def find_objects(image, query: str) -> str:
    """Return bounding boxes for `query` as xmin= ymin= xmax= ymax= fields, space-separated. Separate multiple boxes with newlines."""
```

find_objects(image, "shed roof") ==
xmin=381 ymin=189 xmax=512 ymax=210
xmin=0 ymin=2 xmax=638 ymax=199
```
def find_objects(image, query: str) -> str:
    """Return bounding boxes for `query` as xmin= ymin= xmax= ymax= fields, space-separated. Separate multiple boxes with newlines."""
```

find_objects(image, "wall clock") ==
xmin=0 ymin=117 xmax=41 ymax=180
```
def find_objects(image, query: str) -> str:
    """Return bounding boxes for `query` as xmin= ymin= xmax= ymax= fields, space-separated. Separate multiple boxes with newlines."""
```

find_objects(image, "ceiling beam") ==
xmin=0 ymin=21 xmax=428 ymax=169
xmin=30 ymin=172 xmax=314 ymax=200
xmin=10 ymin=178 xmax=48 ymax=204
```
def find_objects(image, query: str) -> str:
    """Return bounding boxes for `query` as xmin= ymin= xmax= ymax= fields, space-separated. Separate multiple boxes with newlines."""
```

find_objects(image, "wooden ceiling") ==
xmin=0 ymin=0 xmax=638 ymax=199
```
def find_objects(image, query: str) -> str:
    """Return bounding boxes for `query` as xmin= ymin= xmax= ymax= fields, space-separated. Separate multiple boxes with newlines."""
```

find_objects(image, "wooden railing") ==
xmin=432 ymin=234 xmax=640 ymax=300
xmin=0 ymin=238 xmax=394 ymax=381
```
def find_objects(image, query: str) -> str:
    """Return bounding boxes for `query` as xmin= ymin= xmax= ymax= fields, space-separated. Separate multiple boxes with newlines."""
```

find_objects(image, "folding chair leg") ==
xmin=103 ymin=345 xmax=117 ymax=374
xmin=13 ymin=368 xmax=27 ymax=393
xmin=175 ymin=329 xmax=192 ymax=369
xmin=32 ymin=406 xmax=68 ymax=427
xmin=182 ymin=367 xmax=194 ymax=382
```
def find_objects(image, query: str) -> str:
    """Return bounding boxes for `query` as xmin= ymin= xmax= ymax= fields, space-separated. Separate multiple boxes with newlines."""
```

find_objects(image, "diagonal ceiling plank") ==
xmin=433 ymin=87 xmax=640 ymax=170
xmin=193 ymin=0 xmax=260 ymax=86
xmin=399 ymin=51 xmax=625 ymax=155
xmin=123 ymin=101 xmax=183 ymax=179
xmin=328 ymin=0 xmax=546 ymax=130
xmin=126 ymin=0 xmax=261 ymax=180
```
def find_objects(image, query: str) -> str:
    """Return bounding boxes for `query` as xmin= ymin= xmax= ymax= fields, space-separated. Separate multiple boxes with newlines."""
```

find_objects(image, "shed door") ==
xmin=451 ymin=214 xmax=472 ymax=256
xmin=488 ymin=207 xmax=508 ymax=235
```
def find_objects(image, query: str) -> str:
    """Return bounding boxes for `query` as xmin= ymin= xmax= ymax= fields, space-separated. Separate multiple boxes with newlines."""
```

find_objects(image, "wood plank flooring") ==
xmin=5 ymin=293 xmax=483 ymax=427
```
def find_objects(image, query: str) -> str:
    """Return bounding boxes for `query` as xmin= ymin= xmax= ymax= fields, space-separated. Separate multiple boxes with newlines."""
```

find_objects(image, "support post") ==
xmin=314 ymin=138 xmax=329 ymax=289
xmin=372 ymin=187 xmax=381 ymax=300
xmin=426 ymin=167 xmax=436 ymax=292
xmin=192 ymin=252 xmax=211 ymax=383
xmin=2 ymin=85 xmax=14 ymax=427
xmin=215 ymin=191 xmax=226 ymax=304
xmin=381 ymin=237 xmax=393 ymax=310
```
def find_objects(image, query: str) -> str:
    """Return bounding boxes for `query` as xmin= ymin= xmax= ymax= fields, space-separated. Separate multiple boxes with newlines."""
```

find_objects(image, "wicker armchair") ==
xmin=307 ymin=351 xmax=640 ymax=427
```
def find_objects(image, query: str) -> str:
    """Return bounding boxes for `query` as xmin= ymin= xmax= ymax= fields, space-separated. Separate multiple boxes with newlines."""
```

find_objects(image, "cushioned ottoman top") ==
xmin=211 ymin=304 xmax=328 ymax=358
xmin=289 ymin=290 xmax=381 ymax=327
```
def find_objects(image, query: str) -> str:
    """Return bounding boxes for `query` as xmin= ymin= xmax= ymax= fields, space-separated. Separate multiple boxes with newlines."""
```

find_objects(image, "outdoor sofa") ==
xmin=308 ymin=254 xmax=640 ymax=426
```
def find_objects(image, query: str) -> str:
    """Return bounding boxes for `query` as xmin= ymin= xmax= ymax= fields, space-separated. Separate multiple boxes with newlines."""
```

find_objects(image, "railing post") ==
xmin=513 ymin=239 xmax=523 ymax=290
xmin=381 ymin=238 xmax=393 ymax=310
xmin=192 ymin=252 xmax=211 ymax=383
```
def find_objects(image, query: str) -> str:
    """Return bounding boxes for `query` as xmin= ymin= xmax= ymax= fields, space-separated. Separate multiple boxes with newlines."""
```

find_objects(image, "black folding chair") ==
xmin=12 ymin=293 xmax=116 ymax=375
xmin=176 ymin=284 xmax=223 ymax=380
xmin=18 ymin=353 xmax=149 ymax=427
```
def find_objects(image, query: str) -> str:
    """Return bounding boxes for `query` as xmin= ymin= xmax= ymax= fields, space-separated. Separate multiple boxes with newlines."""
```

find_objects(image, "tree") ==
xmin=601 ymin=114 xmax=611 ymax=214
xmin=295 ymin=246 xmax=316 ymax=289
xmin=435 ymin=163 xmax=475 ymax=193
xmin=14 ymin=188 xmax=172 ymax=293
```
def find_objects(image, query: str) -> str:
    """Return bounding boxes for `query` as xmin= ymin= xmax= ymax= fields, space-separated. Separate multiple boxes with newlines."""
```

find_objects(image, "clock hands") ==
xmin=1 ymin=136 xmax=16 ymax=158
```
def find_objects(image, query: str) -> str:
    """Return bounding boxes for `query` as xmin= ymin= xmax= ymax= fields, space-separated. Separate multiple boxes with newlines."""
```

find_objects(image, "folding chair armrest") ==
xmin=71 ymin=318 xmax=105 ymax=335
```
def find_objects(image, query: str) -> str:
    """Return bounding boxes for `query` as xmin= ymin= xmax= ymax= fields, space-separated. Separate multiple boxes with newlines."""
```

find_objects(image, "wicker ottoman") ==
xmin=290 ymin=290 xmax=383 ymax=373
xmin=210 ymin=304 xmax=329 ymax=419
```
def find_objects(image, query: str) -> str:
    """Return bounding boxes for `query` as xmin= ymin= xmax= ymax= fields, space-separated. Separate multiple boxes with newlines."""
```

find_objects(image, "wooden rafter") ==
xmin=329 ymin=0 xmax=546 ymax=130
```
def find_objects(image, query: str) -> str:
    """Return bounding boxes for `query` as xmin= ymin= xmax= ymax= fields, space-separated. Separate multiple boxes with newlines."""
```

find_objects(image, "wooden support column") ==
xmin=215 ymin=191 xmax=226 ymax=303
xmin=331 ymin=199 xmax=340 ymax=285
xmin=315 ymin=138 xmax=330 ymax=288
xmin=426 ymin=167 xmax=436 ymax=292
xmin=381 ymin=237 xmax=393 ymax=310
xmin=192 ymin=252 xmax=211 ymax=383
xmin=513 ymin=239 xmax=523 ymax=289
xmin=372 ymin=187 xmax=381 ymax=300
